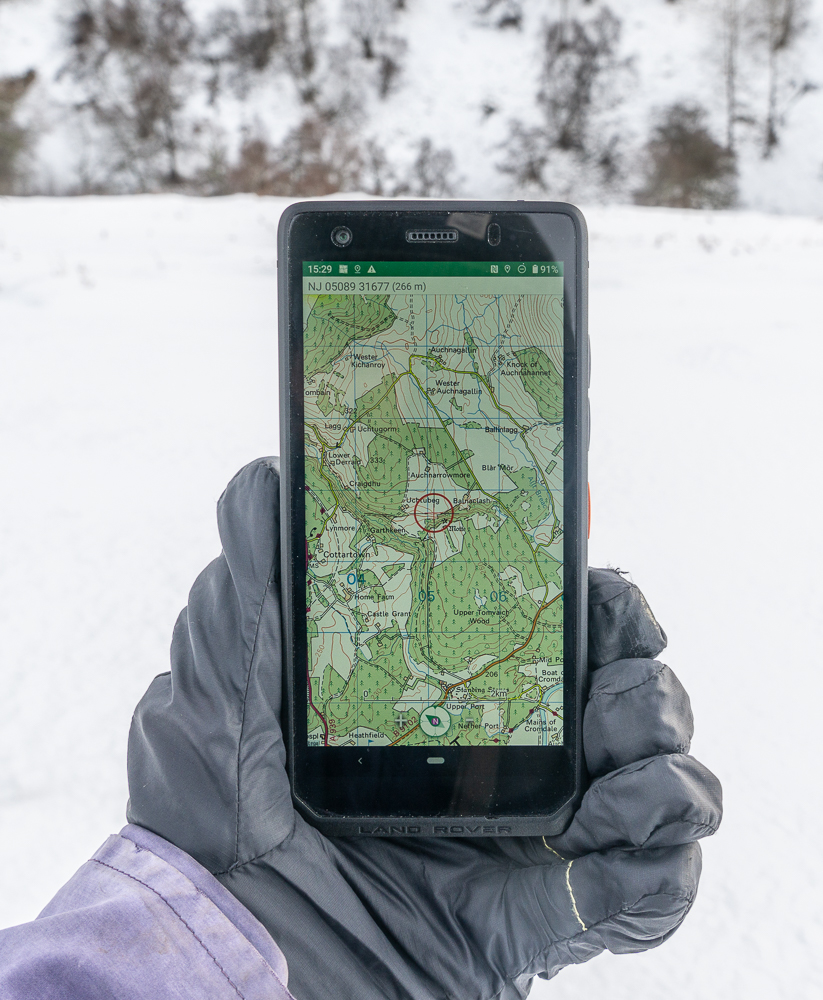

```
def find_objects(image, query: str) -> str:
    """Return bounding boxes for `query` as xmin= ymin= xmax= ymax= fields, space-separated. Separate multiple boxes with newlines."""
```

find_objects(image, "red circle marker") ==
xmin=413 ymin=493 xmax=454 ymax=533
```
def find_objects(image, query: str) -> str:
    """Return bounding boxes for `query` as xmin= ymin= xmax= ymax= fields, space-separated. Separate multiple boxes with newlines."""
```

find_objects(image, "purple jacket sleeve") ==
xmin=0 ymin=824 xmax=295 ymax=1000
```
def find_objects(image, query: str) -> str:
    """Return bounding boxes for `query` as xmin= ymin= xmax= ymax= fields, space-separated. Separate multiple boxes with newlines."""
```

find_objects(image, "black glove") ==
xmin=127 ymin=458 xmax=722 ymax=1000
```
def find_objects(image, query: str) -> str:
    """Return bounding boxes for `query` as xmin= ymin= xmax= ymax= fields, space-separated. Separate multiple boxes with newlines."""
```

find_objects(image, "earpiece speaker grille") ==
xmin=405 ymin=230 xmax=458 ymax=242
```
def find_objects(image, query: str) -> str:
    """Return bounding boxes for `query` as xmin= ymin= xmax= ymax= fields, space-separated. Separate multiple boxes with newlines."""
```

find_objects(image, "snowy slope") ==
xmin=2 ymin=0 xmax=823 ymax=210
xmin=1 ymin=195 xmax=822 ymax=999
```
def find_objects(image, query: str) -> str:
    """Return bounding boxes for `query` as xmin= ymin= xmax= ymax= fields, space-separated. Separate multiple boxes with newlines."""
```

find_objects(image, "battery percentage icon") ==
xmin=532 ymin=265 xmax=538 ymax=274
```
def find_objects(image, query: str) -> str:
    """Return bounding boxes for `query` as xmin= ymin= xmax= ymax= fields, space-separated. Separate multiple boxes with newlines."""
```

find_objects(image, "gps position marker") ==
xmin=413 ymin=494 xmax=455 ymax=533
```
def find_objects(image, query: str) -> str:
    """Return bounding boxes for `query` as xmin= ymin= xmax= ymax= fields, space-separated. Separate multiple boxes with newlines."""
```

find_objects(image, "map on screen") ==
xmin=303 ymin=261 xmax=564 ymax=748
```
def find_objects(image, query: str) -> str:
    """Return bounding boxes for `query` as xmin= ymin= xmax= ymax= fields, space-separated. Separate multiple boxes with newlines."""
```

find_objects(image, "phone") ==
xmin=279 ymin=201 xmax=588 ymax=837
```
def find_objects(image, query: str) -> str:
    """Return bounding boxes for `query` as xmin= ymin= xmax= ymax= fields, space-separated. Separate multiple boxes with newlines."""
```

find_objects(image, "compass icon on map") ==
xmin=419 ymin=705 xmax=451 ymax=737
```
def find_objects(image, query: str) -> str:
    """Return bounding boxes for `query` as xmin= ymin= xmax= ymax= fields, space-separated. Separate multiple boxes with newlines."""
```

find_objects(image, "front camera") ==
xmin=487 ymin=223 xmax=501 ymax=247
xmin=331 ymin=226 xmax=353 ymax=248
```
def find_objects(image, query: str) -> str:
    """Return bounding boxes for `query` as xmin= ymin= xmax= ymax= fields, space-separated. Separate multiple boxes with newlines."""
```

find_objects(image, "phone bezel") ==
xmin=279 ymin=201 xmax=588 ymax=836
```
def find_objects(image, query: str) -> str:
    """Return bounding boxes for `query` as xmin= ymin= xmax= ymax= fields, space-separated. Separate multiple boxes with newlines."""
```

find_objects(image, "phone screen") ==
xmin=302 ymin=260 xmax=565 ymax=750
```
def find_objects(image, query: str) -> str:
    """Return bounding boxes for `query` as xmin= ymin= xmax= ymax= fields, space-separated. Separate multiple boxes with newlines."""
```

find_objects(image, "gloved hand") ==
xmin=127 ymin=458 xmax=722 ymax=1000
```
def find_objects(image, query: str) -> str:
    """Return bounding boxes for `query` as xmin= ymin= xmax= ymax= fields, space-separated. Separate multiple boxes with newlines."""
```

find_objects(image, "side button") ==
xmin=588 ymin=483 xmax=591 ymax=540
xmin=587 ymin=333 xmax=591 ymax=387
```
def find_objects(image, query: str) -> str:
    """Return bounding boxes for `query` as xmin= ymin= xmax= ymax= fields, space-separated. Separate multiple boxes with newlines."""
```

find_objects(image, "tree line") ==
xmin=0 ymin=0 xmax=816 ymax=206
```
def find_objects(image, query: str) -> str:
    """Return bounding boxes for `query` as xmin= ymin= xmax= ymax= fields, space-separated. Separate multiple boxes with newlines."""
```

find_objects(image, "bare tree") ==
xmin=283 ymin=0 xmax=322 ymax=104
xmin=200 ymin=0 xmax=288 ymax=102
xmin=499 ymin=4 xmax=632 ymax=197
xmin=55 ymin=0 xmax=429 ymax=195
xmin=721 ymin=0 xmax=742 ymax=153
xmin=216 ymin=123 xmax=456 ymax=198
xmin=711 ymin=0 xmax=814 ymax=158
xmin=61 ymin=0 xmax=199 ymax=189
xmin=753 ymin=0 xmax=814 ymax=155
xmin=0 ymin=70 xmax=36 ymax=194
xmin=344 ymin=0 xmax=407 ymax=99
xmin=539 ymin=9 xmax=623 ymax=154
xmin=394 ymin=138 xmax=457 ymax=197
xmin=217 ymin=114 xmax=363 ymax=195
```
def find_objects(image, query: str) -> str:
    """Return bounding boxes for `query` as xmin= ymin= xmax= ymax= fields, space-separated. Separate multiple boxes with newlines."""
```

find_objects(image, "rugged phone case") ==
xmin=279 ymin=200 xmax=588 ymax=836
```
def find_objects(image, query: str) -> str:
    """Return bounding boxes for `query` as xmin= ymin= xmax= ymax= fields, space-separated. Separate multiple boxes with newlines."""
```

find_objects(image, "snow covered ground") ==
xmin=1 ymin=194 xmax=821 ymax=997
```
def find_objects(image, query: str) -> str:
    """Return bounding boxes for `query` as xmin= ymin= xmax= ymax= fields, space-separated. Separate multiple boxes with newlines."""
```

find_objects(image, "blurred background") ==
xmin=1 ymin=2 xmax=823 ymax=999
xmin=2 ymin=0 xmax=823 ymax=209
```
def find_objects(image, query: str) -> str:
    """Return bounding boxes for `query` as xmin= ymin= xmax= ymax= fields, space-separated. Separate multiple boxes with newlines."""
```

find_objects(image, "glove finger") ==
xmin=468 ymin=840 xmax=702 ymax=982
xmin=128 ymin=457 xmax=293 ymax=873
xmin=584 ymin=658 xmax=694 ymax=776
xmin=589 ymin=567 xmax=667 ymax=668
xmin=548 ymin=754 xmax=722 ymax=857
xmin=562 ymin=842 xmax=703 ymax=959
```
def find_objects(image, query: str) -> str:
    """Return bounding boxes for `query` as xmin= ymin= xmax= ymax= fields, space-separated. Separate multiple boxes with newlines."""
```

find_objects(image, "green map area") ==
xmin=304 ymin=288 xmax=565 ymax=747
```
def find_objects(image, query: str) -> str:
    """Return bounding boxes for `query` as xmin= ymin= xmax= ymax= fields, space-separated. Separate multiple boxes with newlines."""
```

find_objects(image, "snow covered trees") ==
xmin=717 ymin=0 xmax=814 ymax=158
xmin=0 ymin=0 xmax=818 ymax=205
xmin=499 ymin=5 xmax=631 ymax=200
xmin=62 ymin=1 xmax=198 ymax=189
xmin=54 ymin=0 xmax=454 ymax=195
